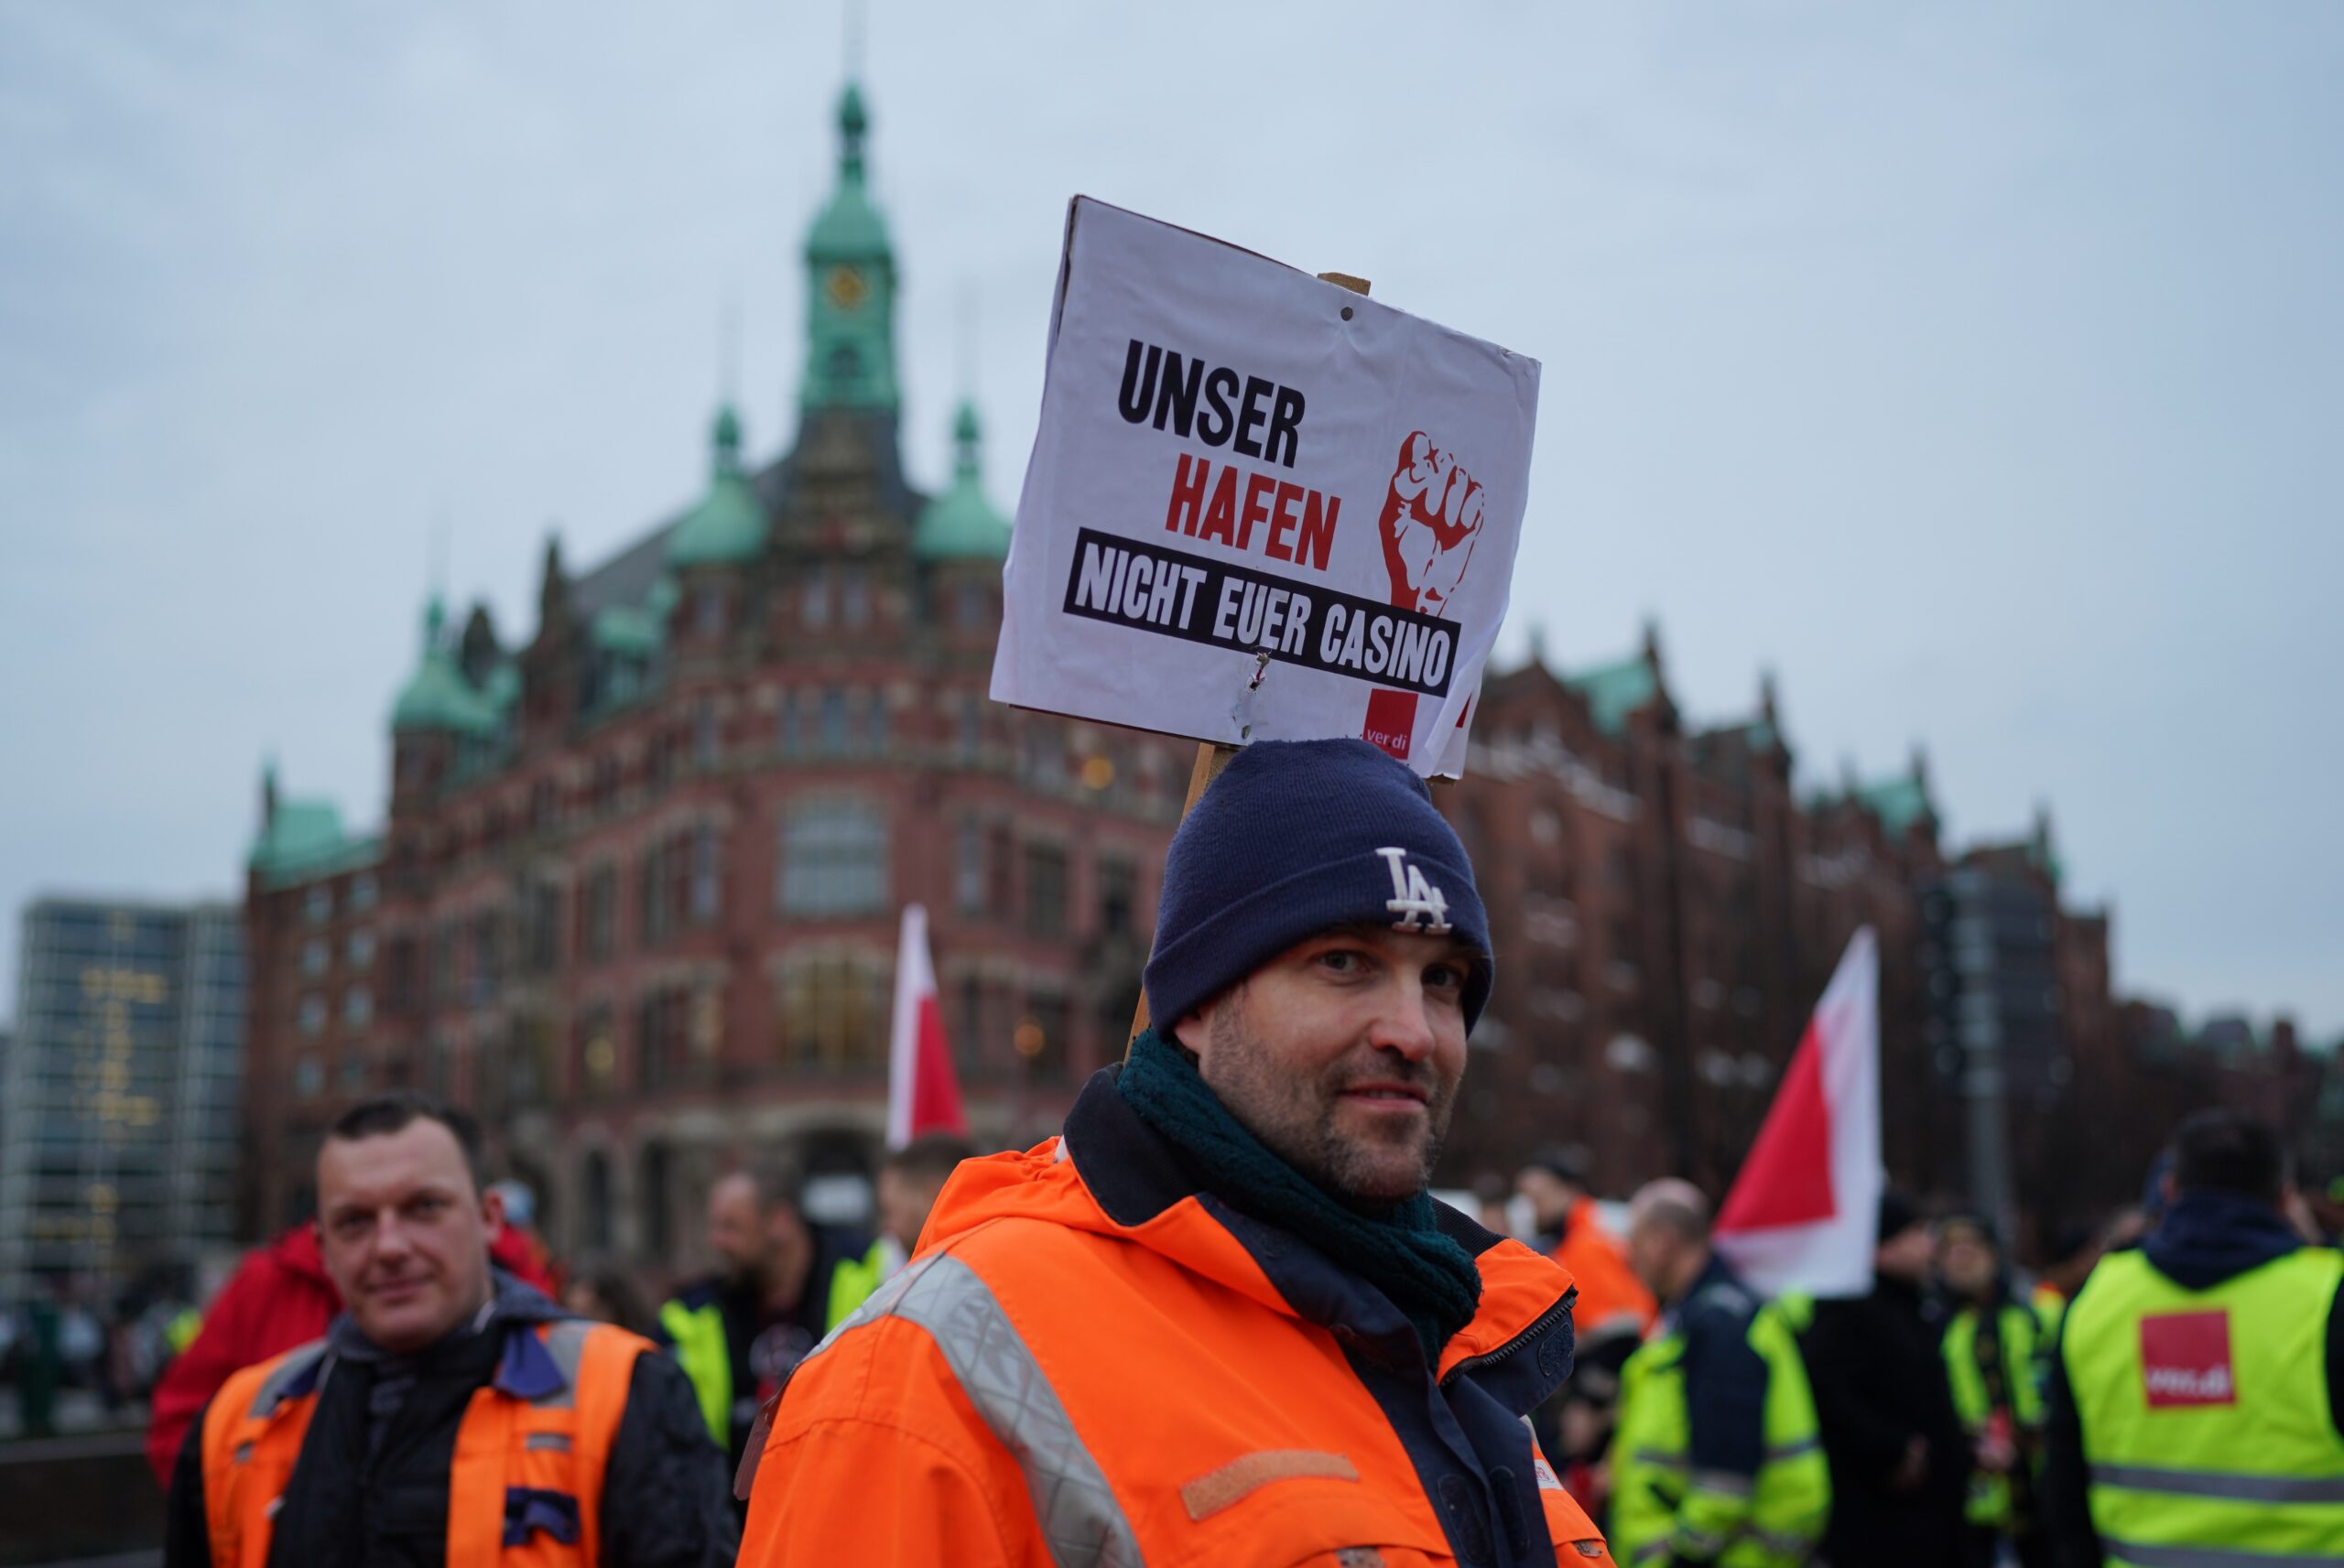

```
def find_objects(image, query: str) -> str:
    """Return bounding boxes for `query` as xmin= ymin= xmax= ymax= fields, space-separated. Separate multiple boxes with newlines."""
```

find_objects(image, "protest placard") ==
xmin=991 ymin=198 xmax=1542 ymax=777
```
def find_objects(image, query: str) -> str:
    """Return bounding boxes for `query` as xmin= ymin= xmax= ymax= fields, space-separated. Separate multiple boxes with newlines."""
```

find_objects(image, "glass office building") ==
xmin=0 ymin=899 xmax=244 ymax=1301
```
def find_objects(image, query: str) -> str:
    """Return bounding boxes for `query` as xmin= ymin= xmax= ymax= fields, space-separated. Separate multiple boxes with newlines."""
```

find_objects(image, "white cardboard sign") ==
xmin=990 ymin=197 xmax=1542 ymax=778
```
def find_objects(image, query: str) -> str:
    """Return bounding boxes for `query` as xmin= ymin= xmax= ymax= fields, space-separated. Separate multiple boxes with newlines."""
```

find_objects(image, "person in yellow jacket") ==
xmin=161 ymin=1092 xmax=735 ymax=1567
xmin=1936 ymin=1215 xmax=2051 ymax=1568
xmin=1612 ymin=1179 xmax=1830 ymax=1568
xmin=657 ymin=1162 xmax=887 ymax=1480
xmin=2043 ymin=1108 xmax=2344 ymax=1564
xmin=736 ymin=738 xmax=1613 ymax=1565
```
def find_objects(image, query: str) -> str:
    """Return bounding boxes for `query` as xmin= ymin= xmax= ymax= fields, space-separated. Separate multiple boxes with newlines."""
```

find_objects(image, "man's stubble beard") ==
xmin=1205 ymin=1002 xmax=1457 ymax=1210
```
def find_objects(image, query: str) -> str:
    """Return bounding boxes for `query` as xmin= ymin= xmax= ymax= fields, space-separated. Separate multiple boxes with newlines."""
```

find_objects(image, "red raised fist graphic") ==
xmin=1378 ymin=431 xmax=1486 ymax=615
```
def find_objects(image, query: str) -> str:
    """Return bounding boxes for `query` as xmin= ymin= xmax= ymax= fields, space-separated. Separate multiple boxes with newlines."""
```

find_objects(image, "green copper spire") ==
xmin=667 ymin=402 xmax=767 ymax=567
xmin=391 ymin=594 xmax=497 ymax=736
xmin=800 ymin=79 xmax=899 ymax=411
xmin=915 ymin=400 xmax=1013 ymax=560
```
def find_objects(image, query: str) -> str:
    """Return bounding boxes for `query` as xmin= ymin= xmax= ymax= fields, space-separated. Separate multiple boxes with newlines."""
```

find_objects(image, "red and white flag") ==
xmin=1715 ymin=926 xmax=1882 ymax=1301
xmin=886 ymin=903 xmax=968 ymax=1149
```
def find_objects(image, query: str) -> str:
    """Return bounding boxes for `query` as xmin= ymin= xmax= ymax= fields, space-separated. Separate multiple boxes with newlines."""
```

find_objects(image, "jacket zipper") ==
xmin=1440 ymin=1285 xmax=1578 ymax=1387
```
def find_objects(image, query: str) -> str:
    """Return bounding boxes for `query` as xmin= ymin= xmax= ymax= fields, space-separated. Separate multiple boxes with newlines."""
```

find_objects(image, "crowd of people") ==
xmin=59 ymin=738 xmax=2339 ymax=1565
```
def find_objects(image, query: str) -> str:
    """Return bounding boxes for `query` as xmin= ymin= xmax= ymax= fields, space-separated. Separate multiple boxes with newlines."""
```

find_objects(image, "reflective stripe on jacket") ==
xmin=2065 ymin=1245 xmax=2344 ymax=1564
xmin=1942 ymin=1299 xmax=2046 ymax=1530
xmin=737 ymin=1073 xmax=1615 ymax=1566
xmin=660 ymin=1240 xmax=887 ymax=1449
xmin=200 ymin=1318 xmax=648 ymax=1568
xmin=1611 ymin=1272 xmax=1829 ymax=1568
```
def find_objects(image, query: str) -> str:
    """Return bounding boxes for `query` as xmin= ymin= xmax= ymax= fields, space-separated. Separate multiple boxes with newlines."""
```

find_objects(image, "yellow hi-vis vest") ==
xmin=2064 ymin=1245 xmax=2344 ymax=1564
xmin=659 ymin=1240 xmax=889 ymax=1446
xmin=1942 ymin=1298 xmax=2046 ymax=1531
xmin=1612 ymin=1282 xmax=1830 ymax=1568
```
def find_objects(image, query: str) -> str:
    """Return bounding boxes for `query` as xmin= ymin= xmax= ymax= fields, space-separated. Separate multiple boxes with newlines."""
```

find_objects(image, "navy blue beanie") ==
xmin=1144 ymin=739 xmax=1492 ymax=1031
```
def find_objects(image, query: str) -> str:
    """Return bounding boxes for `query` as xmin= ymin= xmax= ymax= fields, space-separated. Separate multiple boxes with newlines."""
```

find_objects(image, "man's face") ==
xmin=1937 ymin=1230 xmax=1997 ymax=1298
xmin=1178 ymin=925 xmax=1473 ymax=1207
xmin=317 ymin=1119 xmax=500 ymax=1353
xmin=1624 ymin=1218 xmax=1674 ymax=1298
xmin=707 ymin=1173 xmax=784 ymax=1288
xmin=1515 ymin=1166 xmax=1580 ymax=1231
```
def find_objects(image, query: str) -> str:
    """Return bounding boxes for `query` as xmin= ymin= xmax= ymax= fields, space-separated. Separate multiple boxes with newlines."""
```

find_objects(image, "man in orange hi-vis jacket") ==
xmin=739 ymin=739 xmax=1613 ymax=1567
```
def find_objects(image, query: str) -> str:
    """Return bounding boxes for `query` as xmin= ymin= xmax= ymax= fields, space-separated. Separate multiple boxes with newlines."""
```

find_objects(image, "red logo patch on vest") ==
xmin=2138 ymin=1310 xmax=2236 ymax=1409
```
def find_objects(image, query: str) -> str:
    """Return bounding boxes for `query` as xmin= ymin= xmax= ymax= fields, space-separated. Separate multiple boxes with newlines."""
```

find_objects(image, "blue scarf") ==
xmin=1118 ymin=1028 xmax=1481 ymax=1359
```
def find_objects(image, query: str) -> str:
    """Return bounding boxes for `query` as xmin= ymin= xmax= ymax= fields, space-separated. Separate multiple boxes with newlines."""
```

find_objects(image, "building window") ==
xmin=306 ymin=886 xmax=332 ymax=925
xmin=693 ymin=701 xmax=719 ymax=768
xmin=1099 ymin=856 xmax=1136 ymax=939
xmin=636 ymin=986 xmax=693 ymax=1089
xmin=295 ymin=1054 xmax=324 ymax=1098
xmin=779 ymin=691 xmax=801 ymax=756
xmin=689 ymin=825 xmax=722 ymax=924
xmin=957 ymin=581 xmax=985 ymax=631
xmin=640 ymin=1142 xmax=671 ymax=1263
xmin=957 ymin=693 xmax=981 ymax=758
xmin=385 ymin=937 xmax=418 ymax=1016
xmin=351 ymin=872 xmax=378 ymax=911
xmin=803 ymin=566 xmax=830 ymax=630
xmin=1025 ymin=842 xmax=1069 ymax=937
xmin=468 ymin=911 xmax=502 ymax=1004
xmin=841 ymin=567 xmax=871 ymax=630
xmin=344 ymin=987 xmax=373 ymax=1029
xmin=1018 ymin=990 xmax=1070 ymax=1080
xmin=955 ymin=820 xmax=985 ymax=915
xmin=819 ymin=687 xmax=849 ymax=755
xmin=526 ymin=881 xmax=563 ymax=975
xmin=779 ymin=799 xmax=888 ymax=916
xmin=298 ymin=996 xmax=326 ymax=1036
xmin=582 ymin=867 xmax=616 ymax=961
xmin=578 ymin=1004 xmax=617 ymax=1096
xmin=348 ymin=928 xmax=375 ymax=968
xmin=581 ymin=1150 xmax=613 ymax=1252
xmin=302 ymin=939 xmax=328 ymax=978
xmin=695 ymin=587 xmax=725 ymax=636
xmin=776 ymin=956 xmax=887 ymax=1072
xmin=865 ymin=689 xmax=888 ymax=753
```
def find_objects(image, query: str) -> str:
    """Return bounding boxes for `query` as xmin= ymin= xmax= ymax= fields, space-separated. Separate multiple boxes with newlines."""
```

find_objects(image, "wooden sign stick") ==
xmin=1124 ymin=270 xmax=1373 ymax=1056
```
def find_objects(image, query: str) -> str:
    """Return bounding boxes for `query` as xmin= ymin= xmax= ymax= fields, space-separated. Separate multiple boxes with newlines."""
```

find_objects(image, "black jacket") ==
xmin=1802 ymin=1274 xmax=1970 ymax=1568
xmin=2041 ymin=1191 xmax=2344 ymax=1568
xmin=165 ymin=1272 xmax=737 ymax=1568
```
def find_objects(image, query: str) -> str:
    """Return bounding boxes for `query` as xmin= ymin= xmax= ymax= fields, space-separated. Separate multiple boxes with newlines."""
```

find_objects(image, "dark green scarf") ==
xmin=1118 ymin=1028 xmax=1481 ymax=1359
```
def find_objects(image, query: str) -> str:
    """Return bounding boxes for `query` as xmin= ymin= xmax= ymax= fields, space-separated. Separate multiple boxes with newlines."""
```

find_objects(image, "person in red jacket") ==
xmin=145 ymin=1209 xmax=557 ymax=1486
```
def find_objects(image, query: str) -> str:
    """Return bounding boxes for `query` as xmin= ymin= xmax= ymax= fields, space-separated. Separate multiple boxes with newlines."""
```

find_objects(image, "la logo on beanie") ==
xmin=1375 ymin=847 xmax=1452 ymax=935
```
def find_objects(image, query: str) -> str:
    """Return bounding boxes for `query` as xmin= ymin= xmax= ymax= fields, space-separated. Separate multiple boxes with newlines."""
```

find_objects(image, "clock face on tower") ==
xmin=826 ymin=265 xmax=868 ymax=310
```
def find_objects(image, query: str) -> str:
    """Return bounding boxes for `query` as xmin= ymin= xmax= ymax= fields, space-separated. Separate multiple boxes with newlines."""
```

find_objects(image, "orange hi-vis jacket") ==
xmin=1548 ymin=1199 xmax=1656 ymax=1345
xmin=201 ymin=1317 xmax=649 ymax=1568
xmin=740 ymin=1071 xmax=1615 ymax=1567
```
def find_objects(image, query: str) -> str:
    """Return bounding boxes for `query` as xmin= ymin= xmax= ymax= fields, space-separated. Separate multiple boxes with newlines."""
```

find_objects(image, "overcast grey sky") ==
xmin=4 ymin=3 xmax=2339 ymax=1033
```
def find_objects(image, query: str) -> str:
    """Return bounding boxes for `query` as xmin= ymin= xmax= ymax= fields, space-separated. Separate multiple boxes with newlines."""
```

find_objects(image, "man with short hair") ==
xmin=164 ymin=1092 xmax=734 ymax=1567
xmin=874 ymin=1132 xmax=976 ymax=1258
xmin=1610 ymin=1180 xmax=1829 ymax=1567
xmin=739 ymin=739 xmax=1614 ymax=1565
xmin=2043 ymin=1108 xmax=2344 ymax=1564
xmin=658 ymin=1161 xmax=886 ymax=1476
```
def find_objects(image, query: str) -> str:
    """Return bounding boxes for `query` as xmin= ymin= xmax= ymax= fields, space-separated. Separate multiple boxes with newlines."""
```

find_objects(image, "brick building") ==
xmin=243 ymin=81 xmax=1184 ymax=1275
